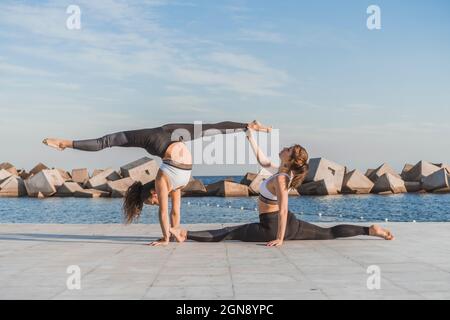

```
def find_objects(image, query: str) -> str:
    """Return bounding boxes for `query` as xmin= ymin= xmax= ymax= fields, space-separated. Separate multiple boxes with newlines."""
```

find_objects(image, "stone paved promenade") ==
xmin=1 ymin=223 xmax=450 ymax=300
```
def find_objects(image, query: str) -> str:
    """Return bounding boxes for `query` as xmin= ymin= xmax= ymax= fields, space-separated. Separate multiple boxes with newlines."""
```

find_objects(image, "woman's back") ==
xmin=164 ymin=142 xmax=192 ymax=165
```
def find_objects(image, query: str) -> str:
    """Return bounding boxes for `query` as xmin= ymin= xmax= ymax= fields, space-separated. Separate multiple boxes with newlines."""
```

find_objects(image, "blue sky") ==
xmin=1 ymin=0 xmax=449 ymax=175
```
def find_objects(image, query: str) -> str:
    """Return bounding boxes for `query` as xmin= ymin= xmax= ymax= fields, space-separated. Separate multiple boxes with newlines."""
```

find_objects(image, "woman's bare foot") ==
xmin=370 ymin=225 xmax=395 ymax=240
xmin=42 ymin=138 xmax=71 ymax=151
xmin=170 ymin=227 xmax=188 ymax=243
xmin=247 ymin=120 xmax=272 ymax=133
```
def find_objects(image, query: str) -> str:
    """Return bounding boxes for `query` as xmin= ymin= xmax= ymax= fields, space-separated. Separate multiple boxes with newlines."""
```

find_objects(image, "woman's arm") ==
xmin=151 ymin=175 xmax=171 ymax=246
xmin=170 ymin=189 xmax=181 ymax=229
xmin=246 ymin=130 xmax=278 ymax=171
xmin=266 ymin=175 xmax=290 ymax=247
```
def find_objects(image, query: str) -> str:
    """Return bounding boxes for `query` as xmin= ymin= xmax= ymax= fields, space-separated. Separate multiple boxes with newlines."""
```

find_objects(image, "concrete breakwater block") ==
xmin=19 ymin=171 xmax=32 ymax=180
xmin=24 ymin=169 xmax=65 ymax=197
xmin=92 ymin=169 xmax=104 ymax=177
xmin=0 ymin=162 xmax=18 ymax=176
xmin=29 ymin=163 xmax=49 ymax=176
xmin=0 ymin=169 xmax=12 ymax=183
xmin=371 ymin=173 xmax=407 ymax=194
xmin=365 ymin=169 xmax=375 ymax=177
xmin=71 ymin=168 xmax=89 ymax=184
xmin=341 ymin=170 xmax=374 ymax=194
xmin=405 ymin=181 xmax=424 ymax=193
xmin=0 ymin=162 xmax=13 ymax=170
xmin=401 ymin=161 xmax=440 ymax=182
xmin=85 ymin=168 xmax=121 ymax=191
xmin=56 ymin=182 xmax=84 ymax=197
xmin=298 ymin=178 xmax=339 ymax=196
xmin=249 ymin=169 xmax=272 ymax=195
xmin=0 ymin=176 xmax=27 ymax=197
xmin=401 ymin=164 xmax=414 ymax=177
xmin=206 ymin=180 xmax=249 ymax=197
xmin=305 ymin=158 xmax=345 ymax=193
xmin=36 ymin=192 xmax=45 ymax=199
xmin=182 ymin=179 xmax=207 ymax=197
xmin=56 ymin=169 xmax=72 ymax=181
xmin=120 ymin=157 xmax=159 ymax=184
xmin=107 ymin=177 xmax=135 ymax=198
xmin=423 ymin=168 xmax=449 ymax=192
xmin=433 ymin=187 xmax=450 ymax=194
xmin=240 ymin=172 xmax=258 ymax=186
xmin=435 ymin=163 xmax=450 ymax=174
xmin=110 ymin=171 xmax=122 ymax=180
xmin=74 ymin=189 xmax=110 ymax=198
xmin=367 ymin=163 xmax=400 ymax=183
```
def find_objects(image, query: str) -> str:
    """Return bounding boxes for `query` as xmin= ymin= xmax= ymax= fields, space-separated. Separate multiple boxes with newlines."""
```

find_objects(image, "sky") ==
xmin=1 ymin=0 xmax=449 ymax=175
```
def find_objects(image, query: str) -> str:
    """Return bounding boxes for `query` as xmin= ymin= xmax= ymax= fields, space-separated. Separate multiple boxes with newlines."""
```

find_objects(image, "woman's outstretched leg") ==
xmin=170 ymin=219 xmax=276 ymax=243
xmin=43 ymin=131 xmax=129 ymax=152
xmin=42 ymin=138 xmax=73 ymax=151
xmin=296 ymin=220 xmax=394 ymax=240
xmin=170 ymin=226 xmax=239 ymax=243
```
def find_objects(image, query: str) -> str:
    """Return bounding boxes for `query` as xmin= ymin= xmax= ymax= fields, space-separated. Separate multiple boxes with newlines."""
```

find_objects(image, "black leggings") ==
xmin=187 ymin=212 xmax=370 ymax=242
xmin=72 ymin=121 xmax=247 ymax=158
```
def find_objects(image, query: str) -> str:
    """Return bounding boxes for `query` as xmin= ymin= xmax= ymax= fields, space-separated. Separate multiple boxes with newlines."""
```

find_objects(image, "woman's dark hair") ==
xmin=123 ymin=181 xmax=155 ymax=224
xmin=288 ymin=145 xmax=309 ymax=189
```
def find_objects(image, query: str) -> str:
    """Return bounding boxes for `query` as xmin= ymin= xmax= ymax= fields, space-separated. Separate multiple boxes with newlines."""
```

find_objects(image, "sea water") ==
xmin=0 ymin=176 xmax=449 ymax=224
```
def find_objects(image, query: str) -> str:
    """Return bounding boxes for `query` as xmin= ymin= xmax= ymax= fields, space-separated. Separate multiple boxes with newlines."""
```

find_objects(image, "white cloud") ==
xmin=238 ymin=29 xmax=286 ymax=44
xmin=221 ymin=4 xmax=252 ymax=22
xmin=342 ymin=103 xmax=379 ymax=112
xmin=281 ymin=121 xmax=450 ymax=139
xmin=160 ymin=95 xmax=216 ymax=113
xmin=171 ymin=65 xmax=286 ymax=96
xmin=167 ymin=52 xmax=289 ymax=96
xmin=209 ymin=52 xmax=276 ymax=73
xmin=0 ymin=61 xmax=55 ymax=77
xmin=0 ymin=1 xmax=290 ymax=97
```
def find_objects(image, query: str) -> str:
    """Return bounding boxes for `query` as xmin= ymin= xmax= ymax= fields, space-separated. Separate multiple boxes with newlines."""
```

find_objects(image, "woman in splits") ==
xmin=170 ymin=129 xmax=394 ymax=247
xmin=43 ymin=120 xmax=271 ymax=246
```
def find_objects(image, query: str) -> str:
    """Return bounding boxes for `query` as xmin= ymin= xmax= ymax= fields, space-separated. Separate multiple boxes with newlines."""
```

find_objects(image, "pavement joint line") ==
xmin=378 ymin=273 xmax=424 ymax=298
xmin=224 ymin=241 xmax=236 ymax=299
xmin=142 ymin=245 xmax=177 ymax=299
xmin=400 ymin=254 xmax=450 ymax=275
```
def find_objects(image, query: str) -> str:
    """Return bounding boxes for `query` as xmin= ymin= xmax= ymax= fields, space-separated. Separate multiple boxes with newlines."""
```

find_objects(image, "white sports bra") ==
xmin=159 ymin=161 xmax=192 ymax=191
xmin=259 ymin=173 xmax=291 ymax=203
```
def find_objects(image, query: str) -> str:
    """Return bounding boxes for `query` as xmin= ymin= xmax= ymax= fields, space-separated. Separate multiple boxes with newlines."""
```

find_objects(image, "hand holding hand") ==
xmin=247 ymin=120 xmax=272 ymax=133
